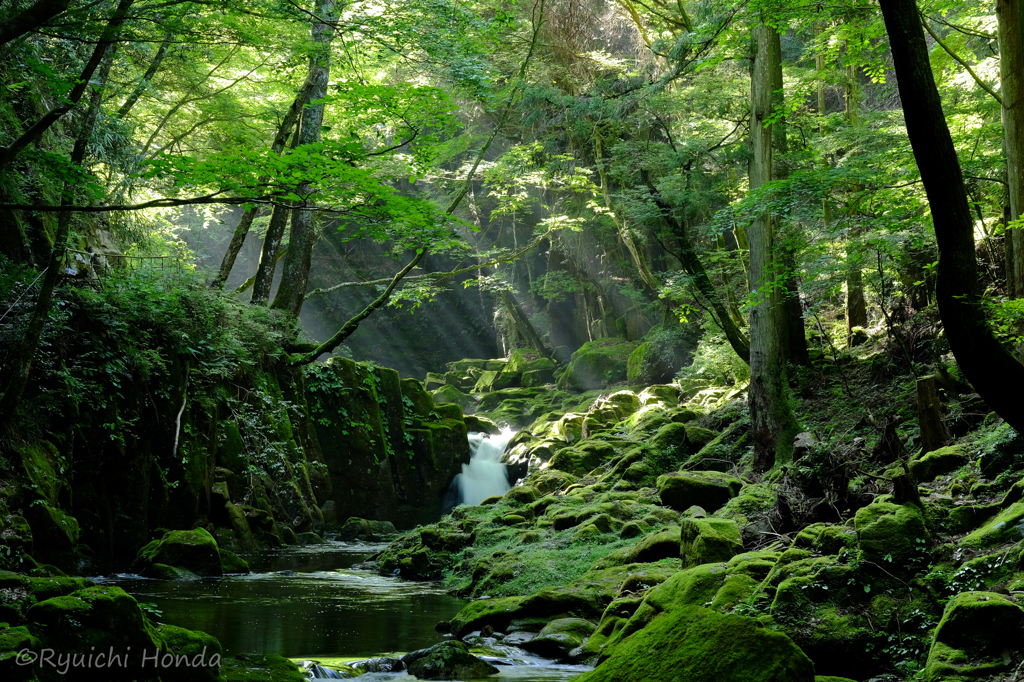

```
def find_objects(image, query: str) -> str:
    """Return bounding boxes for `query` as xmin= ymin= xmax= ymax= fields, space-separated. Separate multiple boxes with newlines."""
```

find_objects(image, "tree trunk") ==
xmin=271 ymin=0 xmax=338 ymax=318
xmin=998 ymin=0 xmax=1024 ymax=298
xmin=748 ymin=23 xmax=799 ymax=471
xmin=250 ymin=205 xmax=290 ymax=304
xmin=879 ymin=0 xmax=1024 ymax=437
xmin=0 ymin=0 xmax=72 ymax=47
xmin=816 ymin=20 xmax=827 ymax=130
xmin=116 ymin=32 xmax=172 ymax=119
xmin=916 ymin=374 xmax=949 ymax=454
xmin=0 ymin=0 xmax=135 ymax=171
xmin=0 ymin=40 xmax=118 ymax=419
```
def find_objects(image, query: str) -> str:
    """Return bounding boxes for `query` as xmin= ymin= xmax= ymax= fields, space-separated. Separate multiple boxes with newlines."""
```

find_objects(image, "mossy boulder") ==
xmin=133 ymin=528 xmax=222 ymax=577
xmin=464 ymin=415 xmax=501 ymax=435
xmin=556 ymin=338 xmax=637 ymax=391
xmin=0 ymin=623 xmax=39 ymax=681
xmin=650 ymin=422 xmax=689 ymax=454
xmin=520 ymin=617 xmax=596 ymax=659
xmin=219 ymin=549 xmax=249 ymax=574
xmin=576 ymin=605 xmax=813 ymax=682
xmin=221 ymin=653 xmax=306 ymax=682
xmin=450 ymin=596 xmax=526 ymax=636
xmin=432 ymin=384 xmax=475 ymax=410
xmin=339 ymin=517 xmax=398 ymax=541
xmin=155 ymin=623 xmax=223 ymax=682
xmin=924 ymin=591 xmax=1024 ymax=681
xmin=657 ymin=471 xmax=743 ymax=512
xmin=638 ymin=385 xmax=679 ymax=407
xmin=505 ymin=349 xmax=555 ymax=374
xmin=24 ymin=502 xmax=79 ymax=570
xmin=405 ymin=641 xmax=498 ymax=680
xmin=853 ymin=501 xmax=929 ymax=565
xmin=549 ymin=441 xmax=617 ymax=477
xmin=679 ymin=517 xmax=742 ymax=568
xmin=684 ymin=426 xmax=718 ymax=452
xmin=959 ymin=501 xmax=1024 ymax=550
xmin=909 ymin=444 xmax=969 ymax=481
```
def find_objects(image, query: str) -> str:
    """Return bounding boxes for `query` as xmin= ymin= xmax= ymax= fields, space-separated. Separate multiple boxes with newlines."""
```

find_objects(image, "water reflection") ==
xmin=95 ymin=542 xmax=465 ymax=658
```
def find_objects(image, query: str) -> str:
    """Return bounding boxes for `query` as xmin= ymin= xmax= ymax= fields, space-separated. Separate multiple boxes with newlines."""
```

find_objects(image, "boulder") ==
xmin=155 ymin=623 xmax=223 ymax=682
xmin=433 ymin=385 xmax=475 ymax=410
xmin=520 ymin=617 xmax=596 ymax=659
xmin=339 ymin=517 xmax=398 ymax=541
xmin=679 ymin=518 xmax=742 ymax=568
xmin=909 ymin=444 xmax=969 ymax=481
xmin=657 ymin=471 xmax=743 ymax=512
xmin=958 ymin=501 xmax=1024 ymax=550
xmin=924 ymin=591 xmax=1024 ymax=681
xmin=405 ymin=641 xmax=498 ymax=680
xmin=556 ymin=338 xmax=637 ymax=391
xmin=133 ymin=528 xmax=222 ymax=577
xmin=853 ymin=501 xmax=929 ymax=564
xmin=575 ymin=605 xmax=814 ymax=682
xmin=521 ymin=368 xmax=556 ymax=387
xmin=504 ymin=349 xmax=555 ymax=374
xmin=549 ymin=441 xmax=617 ymax=477
xmin=220 ymin=653 xmax=306 ymax=682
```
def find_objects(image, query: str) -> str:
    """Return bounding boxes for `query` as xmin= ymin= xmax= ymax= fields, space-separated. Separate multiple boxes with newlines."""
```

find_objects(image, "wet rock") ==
xmin=338 ymin=517 xmax=398 ymax=541
xmin=133 ymin=528 xmax=222 ymax=577
xmin=520 ymin=617 xmax=597 ymax=659
xmin=501 ymin=631 xmax=536 ymax=646
xmin=575 ymin=605 xmax=813 ymax=682
xmin=405 ymin=641 xmax=498 ymax=680
xmin=657 ymin=471 xmax=742 ymax=513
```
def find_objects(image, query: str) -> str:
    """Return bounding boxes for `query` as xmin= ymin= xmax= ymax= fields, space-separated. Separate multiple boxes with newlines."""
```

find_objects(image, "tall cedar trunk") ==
xmin=271 ymin=0 xmax=337 ymax=317
xmin=999 ymin=0 xmax=1024 ymax=298
xmin=214 ymin=67 xmax=320 ymax=289
xmin=748 ymin=24 xmax=799 ymax=471
xmin=879 ymin=0 xmax=1024 ymax=435
xmin=770 ymin=29 xmax=808 ymax=365
xmin=844 ymin=50 xmax=868 ymax=338
xmin=0 ymin=41 xmax=118 ymax=418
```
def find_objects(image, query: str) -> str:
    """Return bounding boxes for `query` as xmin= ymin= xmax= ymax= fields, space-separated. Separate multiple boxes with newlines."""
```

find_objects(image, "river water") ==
xmin=96 ymin=541 xmax=591 ymax=681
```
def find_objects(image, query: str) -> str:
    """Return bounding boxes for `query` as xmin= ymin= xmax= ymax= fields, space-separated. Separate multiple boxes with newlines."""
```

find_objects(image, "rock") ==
xmin=657 ymin=471 xmax=743 ymax=512
xmin=924 ymin=591 xmax=1024 ymax=681
xmin=465 ymin=415 xmax=501 ymax=435
xmin=909 ymin=444 xmax=969 ymax=481
xmin=521 ymin=617 xmax=596 ymax=658
xmin=296 ymin=531 xmax=325 ymax=545
xmin=405 ymin=641 xmax=498 ymax=680
xmin=319 ymin=500 xmax=337 ymax=526
xmin=144 ymin=563 xmax=200 ymax=580
xmin=24 ymin=502 xmax=80 ymax=571
xmin=425 ymin=372 xmax=447 ymax=390
xmin=351 ymin=656 xmax=405 ymax=673
xmin=504 ymin=349 xmax=555 ymax=374
xmin=651 ymin=422 xmax=689 ymax=453
xmin=575 ymin=605 xmax=814 ymax=682
xmin=220 ymin=549 xmax=250 ymax=574
xmin=339 ymin=517 xmax=398 ymax=541
xmin=433 ymin=384 xmax=475 ymax=410
xmin=638 ymin=385 xmax=679 ymax=407
xmin=684 ymin=426 xmax=717 ymax=452
xmin=155 ymin=623 xmax=223 ymax=682
xmin=853 ymin=501 xmax=929 ymax=564
xmin=501 ymin=631 xmax=536 ymax=646
xmin=679 ymin=518 xmax=742 ymax=568
xmin=133 ymin=528 xmax=222 ymax=577
xmin=521 ymin=368 xmax=555 ymax=386
xmin=621 ymin=527 xmax=682 ymax=564
xmin=549 ymin=441 xmax=617 ymax=477
xmin=959 ymin=501 xmax=1024 ymax=550
xmin=792 ymin=432 xmax=816 ymax=460
xmin=503 ymin=486 xmax=539 ymax=504
xmin=221 ymin=653 xmax=306 ymax=681
xmin=556 ymin=338 xmax=637 ymax=391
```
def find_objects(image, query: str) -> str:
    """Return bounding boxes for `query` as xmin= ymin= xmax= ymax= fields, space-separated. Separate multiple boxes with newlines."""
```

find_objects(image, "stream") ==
xmin=95 ymin=541 xmax=591 ymax=681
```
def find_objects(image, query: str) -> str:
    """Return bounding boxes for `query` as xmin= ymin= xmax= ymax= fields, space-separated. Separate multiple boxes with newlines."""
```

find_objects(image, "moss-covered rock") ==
xmin=679 ymin=517 xmax=742 ymax=568
xmin=339 ymin=517 xmax=398 ymax=541
xmin=684 ymin=426 xmax=718 ymax=452
xmin=155 ymin=623 xmax=223 ymax=682
xmin=133 ymin=528 xmax=222 ymax=577
xmin=221 ymin=653 xmax=306 ymax=682
xmin=520 ymin=617 xmax=596 ymax=659
xmin=576 ymin=605 xmax=813 ymax=682
xmin=910 ymin=444 xmax=969 ymax=481
xmin=657 ymin=471 xmax=743 ymax=512
xmin=24 ymin=502 xmax=79 ymax=570
xmin=549 ymin=441 xmax=617 ymax=477
xmin=923 ymin=591 xmax=1024 ymax=681
xmin=638 ymin=385 xmax=680 ymax=407
xmin=219 ymin=549 xmax=249 ymax=574
xmin=505 ymin=349 xmax=555 ymax=375
xmin=853 ymin=501 xmax=929 ymax=565
xmin=959 ymin=501 xmax=1024 ymax=550
xmin=556 ymin=338 xmax=637 ymax=391
xmin=432 ymin=385 xmax=475 ymax=410
xmin=405 ymin=640 xmax=498 ymax=680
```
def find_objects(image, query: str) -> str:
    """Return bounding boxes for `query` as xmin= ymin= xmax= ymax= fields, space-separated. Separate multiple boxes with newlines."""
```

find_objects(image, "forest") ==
xmin=2 ymin=0 xmax=1024 ymax=680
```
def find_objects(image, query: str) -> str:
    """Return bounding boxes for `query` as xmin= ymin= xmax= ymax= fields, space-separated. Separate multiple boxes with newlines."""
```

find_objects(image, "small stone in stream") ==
xmin=435 ymin=620 xmax=452 ymax=633
xmin=352 ymin=656 xmax=404 ymax=673
xmin=480 ymin=624 xmax=494 ymax=637
xmin=406 ymin=641 xmax=499 ymax=680
xmin=502 ymin=631 xmax=537 ymax=646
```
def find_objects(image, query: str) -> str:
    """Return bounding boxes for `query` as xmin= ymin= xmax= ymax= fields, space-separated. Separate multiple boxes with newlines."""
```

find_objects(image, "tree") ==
xmin=748 ymin=21 xmax=799 ymax=471
xmin=998 ymin=0 xmax=1024 ymax=297
xmin=879 ymin=0 xmax=1024 ymax=435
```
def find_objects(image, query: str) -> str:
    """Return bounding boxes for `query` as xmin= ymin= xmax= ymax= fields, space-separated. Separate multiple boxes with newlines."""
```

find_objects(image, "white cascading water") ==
xmin=454 ymin=428 xmax=517 ymax=507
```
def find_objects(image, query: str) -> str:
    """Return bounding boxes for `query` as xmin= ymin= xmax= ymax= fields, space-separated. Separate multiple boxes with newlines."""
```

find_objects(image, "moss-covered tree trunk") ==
xmin=748 ymin=23 xmax=799 ymax=471
xmin=998 ymin=0 xmax=1024 ymax=297
xmin=879 ymin=0 xmax=1024 ymax=436
xmin=272 ymin=0 xmax=338 ymax=317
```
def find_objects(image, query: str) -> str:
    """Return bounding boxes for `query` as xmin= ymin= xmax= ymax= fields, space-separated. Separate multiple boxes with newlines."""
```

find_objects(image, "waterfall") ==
xmin=445 ymin=428 xmax=517 ymax=509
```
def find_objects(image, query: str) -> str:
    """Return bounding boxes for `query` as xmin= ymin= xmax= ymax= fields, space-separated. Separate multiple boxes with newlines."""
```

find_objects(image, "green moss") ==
xmin=133 ymin=528 xmax=222 ymax=576
xmin=657 ymin=471 xmax=743 ymax=513
xmin=679 ymin=517 xmax=742 ymax=568
xmin=959 ymin=501 xmax=1024 ymax=550
xmin=909 ymin=444 xmax=969 ymax=481
xmin=432 ymin=385 xmax=474 ymax=410
xmin=924 ymin=591 xmax=1024 ymax=681
xmin=556 ymin=338 xmax=637 ymax=391
xmin=222 ymin=653 xmax=306 ymax=682
xmin=577 ymin=606 xmax=814 ymax=682
xmin=853 ymin=501 xmax=929 ymax=565
xmin=15 ymin=441 xmax=63 ymax=506
xmin=156 ymin=623 xmax=223 ymax=682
